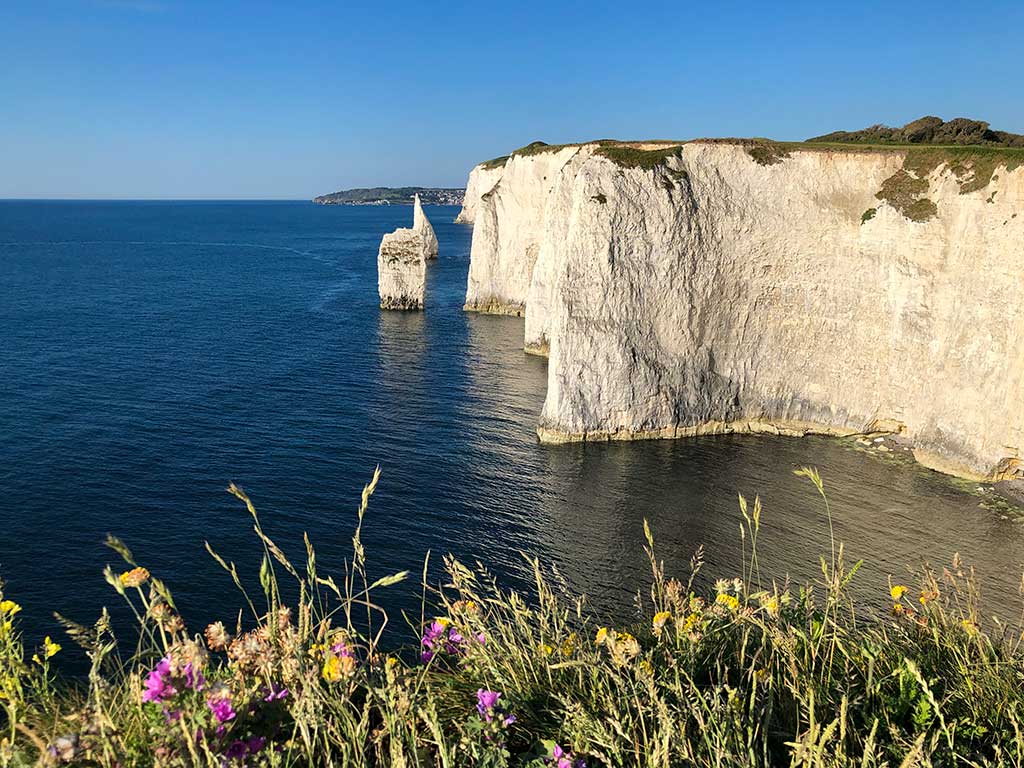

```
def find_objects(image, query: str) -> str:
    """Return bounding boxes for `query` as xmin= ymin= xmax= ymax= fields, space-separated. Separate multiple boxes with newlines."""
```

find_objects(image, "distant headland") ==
xmin=313 ymin=187 xmax=464 ymax=206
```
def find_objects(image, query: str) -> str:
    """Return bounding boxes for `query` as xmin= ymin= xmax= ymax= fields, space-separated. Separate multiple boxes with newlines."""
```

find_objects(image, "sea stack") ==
xmin=413 ymin=193 xmax=439 ymax=259
xmin=377 ymin=195 xmax=440 ymax=310
xmin=377 ymin=228 xmax=427 ymax=310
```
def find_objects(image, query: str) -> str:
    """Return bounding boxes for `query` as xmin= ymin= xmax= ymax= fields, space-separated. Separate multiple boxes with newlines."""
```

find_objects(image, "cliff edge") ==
xmin=461 ymin=137 xmax=1024 ymax=480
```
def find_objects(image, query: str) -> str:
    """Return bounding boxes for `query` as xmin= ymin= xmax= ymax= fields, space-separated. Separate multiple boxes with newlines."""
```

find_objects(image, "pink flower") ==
xmin=142 ymin=657 xmax=177 ymax=704
xmin=207 ymin=695 xmax=236 ymax=724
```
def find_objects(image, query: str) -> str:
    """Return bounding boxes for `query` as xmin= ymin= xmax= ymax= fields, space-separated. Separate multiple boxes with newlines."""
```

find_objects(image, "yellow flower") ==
xmin=652 ymin=611 xmax=671 ymax=633
xmin=119 ymin=567 xmax=150 ymax=588
xmin=322 ymin=655 xmax=342 ymax=682
xmin=43 ymin=636 xmax=61 ymax=659
xmin=560 ymin=633 xmax=578 ymax=657
xmin=716 ymin=593 xmax=740 ymax=611
xmin=434 ymin=617 xmax=451 ymax=629
xmin=539 ymin=643 xmax=554 ymax=657
xmin=0 ymin=600 xmax=21 ymax=616
xmin=919 ymin=589 xmax=939 ymax=605
xmin=890 ymin=584 xmax=907 ymax=601
xmin=683 ymin=612 xmax=701 ymax=632
xmin=761 ymin=596 xmax=780 ymax=617
xmin=594 ymin=626 xmax=609 ymax=645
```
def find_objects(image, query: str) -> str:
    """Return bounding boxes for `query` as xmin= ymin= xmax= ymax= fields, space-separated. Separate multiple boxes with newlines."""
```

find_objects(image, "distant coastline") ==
xmin=313 ymin=186 xmax=464 ymax=206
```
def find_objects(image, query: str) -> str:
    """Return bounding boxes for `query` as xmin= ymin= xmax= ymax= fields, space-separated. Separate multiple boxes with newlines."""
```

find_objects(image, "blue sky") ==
xmin=2 ymin=0 xmax=1022 ymax=199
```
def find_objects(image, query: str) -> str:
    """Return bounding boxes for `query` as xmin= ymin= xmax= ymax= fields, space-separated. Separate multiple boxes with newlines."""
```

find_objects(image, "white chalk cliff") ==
xmin=458 ymin=142 xmax=1024 ymax=480
xmin=454 ymin=165 xmax=504 ymax=224
xmin=413 ymin=193 xmax=439 ymax=259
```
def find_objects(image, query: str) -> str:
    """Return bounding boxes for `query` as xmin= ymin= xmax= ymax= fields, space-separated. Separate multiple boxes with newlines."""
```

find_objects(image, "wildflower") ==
xmin=961 ymin=618 xmax=979 ymax=637
xmin=919 ymin=589 xmax=939 ymax=605
xmin=263 ymin=683 xmax=289 ymax=702
xmin=322 ymin=641 xmax=356 ymax=682
xmin=609 ymin=631 xmax=640 ymax=666
xmin=682 ymin=612 xmax=701 ymax=632
xmin=714 ymin=579 xmax=730 ymax=594
xmin=205 ymin=621 xmax=231 ymax=652
xmin=322 ymin=655 xmax=343 ymax=682
xmin=594 ymin=626 xmax=609 ymax=645
xmin=716 ymin=593 xmax=740 ymax=611
xmin=420 ymin=620 xmax=448 ymax=662
xmin=761 ymin=595 xmax=780 ymax=617
xmin=549 ymin=743 xmax=586 ymax=768
xmin=652 ymin=610 xmax=671 ymax=634
xmin=890 ymin=584 xmax=907 ymax=601
xmin=46 ymin=734 xmax=79 ymax=764
xmin=224 ymin=740 xmax=248 ymax=760
xmin=560 ymin=633 xmax=578 ymax=657
xmin=118 ymin=567 xmax=150 ymax=588
xmin=142 ymin=657 xmax=177 ymax=704
xmin=206 ymin=694 xmax=236 ymax=725
xmin=476 ymin=689 xmax=515 ymax=725
xmin=33 ymin=636 xmax=62 ymax=665
xmin=182 ymin=662 xmax=204 ymax=691
xmin=0 ymin=600 xmax=20 ymax=616
xmin=540 ymin=643 xmax=555 ymax=657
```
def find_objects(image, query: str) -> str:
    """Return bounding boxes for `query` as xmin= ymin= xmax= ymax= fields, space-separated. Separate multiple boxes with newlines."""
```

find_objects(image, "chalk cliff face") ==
xmin=454 ymin=165 xmax=504 ymax=224
xmin=463 ymin=148 xmax=581 ymax=315
xmin=463 ymin=142 xmax=1024 ymax=479
xmin=413 ymin=194 xmax=439 ymax=259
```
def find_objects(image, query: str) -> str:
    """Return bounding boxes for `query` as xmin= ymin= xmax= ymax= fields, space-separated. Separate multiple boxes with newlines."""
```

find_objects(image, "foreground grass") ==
xmin=2 ymin=468 xmax=1024 ymax=767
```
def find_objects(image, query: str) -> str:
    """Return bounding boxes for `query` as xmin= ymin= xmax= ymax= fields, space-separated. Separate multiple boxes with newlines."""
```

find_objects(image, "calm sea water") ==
xmin=2 ymin=201 xmax=1022 ymax=653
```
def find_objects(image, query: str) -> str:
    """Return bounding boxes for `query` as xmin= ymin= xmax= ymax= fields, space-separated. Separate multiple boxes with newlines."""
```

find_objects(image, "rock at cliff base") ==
xmin=413 ymin=194 xmax=439 ymax=259
xmin=377 ymin=228 xmax=426 ymax=310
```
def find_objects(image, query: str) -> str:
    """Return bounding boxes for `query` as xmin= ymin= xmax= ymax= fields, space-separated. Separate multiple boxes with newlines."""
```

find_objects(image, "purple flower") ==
xmin=549 ymin=744 xmax=586 ymax=768
xmin=420 ymin=621 xmax=448 ymax=662
xmin=476 ymin=689 xmax=502 ymax=721
xmin=207 ymin=695 xmax=236 ymax=724
xmin=142 ymin=657 xmax=177 ymax=704
xmin=183 ymin=662 xmax=205 ymax=691
xmin=224 ymin=740 xmax=248 ymax=760
xmin=263 ymin=683 xmax=289 ymax=702
xmin=246 ymin=736 xmax=267 ymax=754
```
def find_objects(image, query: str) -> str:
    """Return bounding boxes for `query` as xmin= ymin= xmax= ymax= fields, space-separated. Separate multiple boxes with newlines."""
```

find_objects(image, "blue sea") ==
xmin=2 ymin=200 xmax=1022 ymax=653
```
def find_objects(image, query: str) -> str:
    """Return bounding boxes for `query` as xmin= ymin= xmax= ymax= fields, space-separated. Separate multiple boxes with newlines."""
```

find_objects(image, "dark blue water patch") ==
xmin=1 ymin=201 xmax=1022 ymax=665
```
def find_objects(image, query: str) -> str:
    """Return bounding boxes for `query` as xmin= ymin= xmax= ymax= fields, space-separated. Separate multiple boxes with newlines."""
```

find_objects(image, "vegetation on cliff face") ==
xmin=3 ymin=469 xmax=1024 ymax=766
xmin=808 ymin=116 xmax=1024 ymax=148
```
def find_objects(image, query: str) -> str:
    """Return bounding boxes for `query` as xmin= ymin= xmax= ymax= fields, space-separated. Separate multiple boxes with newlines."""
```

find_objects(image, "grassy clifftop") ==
xmin=808 ymin=115 xmax=1024 ymax=148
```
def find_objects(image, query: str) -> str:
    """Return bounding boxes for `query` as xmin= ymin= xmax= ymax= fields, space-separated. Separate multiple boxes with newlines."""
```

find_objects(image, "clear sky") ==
xmin=2 ymin=0 xmax=1022 ymax=199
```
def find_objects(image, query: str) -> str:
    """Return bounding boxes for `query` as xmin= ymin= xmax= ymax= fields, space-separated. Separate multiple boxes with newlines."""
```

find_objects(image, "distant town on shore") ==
xmin=313 ymin=187 xmax=465 ymax=206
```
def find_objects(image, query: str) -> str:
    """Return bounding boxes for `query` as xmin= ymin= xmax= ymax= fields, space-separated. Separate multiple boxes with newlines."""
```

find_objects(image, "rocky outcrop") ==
xmin=377 ymin=228 xmax=426 ymax=310
xmin=454 ymin=164 xmax=504 ymax=224
xmin=414 ymin=194 xmax=439 ymax=259
xmin=377 ymin=196 xmax=442 ymax=309
xmin=464 ymin=141 xmax=1024 ymax=479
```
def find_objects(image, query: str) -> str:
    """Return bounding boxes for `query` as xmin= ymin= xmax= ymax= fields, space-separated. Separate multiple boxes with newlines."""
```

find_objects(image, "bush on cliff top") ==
xmin=2 ymin=467 xmax=1023 ymax=767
